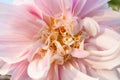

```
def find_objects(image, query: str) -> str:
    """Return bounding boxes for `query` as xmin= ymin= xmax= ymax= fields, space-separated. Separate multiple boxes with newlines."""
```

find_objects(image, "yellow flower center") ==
xmin=38 ymin=17 xmax=84 ymax=64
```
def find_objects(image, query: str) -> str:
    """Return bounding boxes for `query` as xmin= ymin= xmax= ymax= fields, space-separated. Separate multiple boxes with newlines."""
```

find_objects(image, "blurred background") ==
xmin=0 ymin=0 xmax=120 ymax=80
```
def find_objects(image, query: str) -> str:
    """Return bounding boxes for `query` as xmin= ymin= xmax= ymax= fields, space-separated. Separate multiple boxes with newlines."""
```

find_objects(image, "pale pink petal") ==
xmin=82 ymin=17 xmax=100 ymax=36
xmin=59 ymin=63 xmax=98 ymax=80
xmin=84 ymin=46 xmax=120 ymax=70
xmin=88 ymin=67 xmax=119 ymax=80
xmin=71 ymin=48 xmax=89 ymax=58
xmin=112 ymin=26 xmax=120 ymax=33
xmin=72 ymin=0 xmax=87 ymax=16
xmin=0 ymin=3 xmax=41 ymax=63
xmin=0 ymin=59 xmax=10 ymax=75
xmin=117 ymin=68 xmax=120 ymax=75
xmin=84 ymin=28 xmax=120 ymax=70
xmin=46 ymin=64 xmax=59 ymax=80
xmin=14 ymin=0 xmax=43 ymax=18
xmin=0 ymin=3 xmax=40 ymax=39
xmin=87 ymin=28 xmax=120 ymax=49
xmin=11 ymin=60 xmax=32 ymax=80
xmin=78 ymin=0 xmax=109 ymax=18
xmin=93 ymin=10 xmax=120 ymax=26
xmin=28 ymin=50 xmax=51 ymax=79
xmin=34 ymin=0 xmax=73 ymax=17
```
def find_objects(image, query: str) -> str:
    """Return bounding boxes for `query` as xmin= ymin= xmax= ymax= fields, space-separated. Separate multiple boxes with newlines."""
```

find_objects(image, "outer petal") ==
xmin=11 ymin=60 xmax=32 ymax=80
xmin=78 ymin=0 xmax=109 ymax=18
xmin=93 ymin=10 xmax=120 ymax=26
xmin=34 ymin=0 xmax=73 ymax=17
xmin=88 ymin=67 xmax=119 ymax=80
xmin=59 ymin=62 xmax=98 ymax=80
xmin=0 ymin=3 xmax=41 ymax=63
xmin=28 ymin=50 xmax=51 ymax=79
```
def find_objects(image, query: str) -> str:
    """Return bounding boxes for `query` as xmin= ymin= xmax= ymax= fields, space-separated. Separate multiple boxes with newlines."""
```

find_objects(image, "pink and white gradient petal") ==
xmin=0 ymin=3 xmax=40 ymax=63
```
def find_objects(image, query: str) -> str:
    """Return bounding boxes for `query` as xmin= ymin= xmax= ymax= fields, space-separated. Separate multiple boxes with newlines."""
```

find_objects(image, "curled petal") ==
xmin=82 ymin=17 xmax=100 ymax=36
xmin=28 ymin=50 xmax=51 ymax=79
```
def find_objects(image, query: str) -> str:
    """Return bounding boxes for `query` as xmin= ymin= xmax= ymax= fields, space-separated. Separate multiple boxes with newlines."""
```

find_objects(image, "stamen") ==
xmin=38 ymin=17 xmax=85 ymax=64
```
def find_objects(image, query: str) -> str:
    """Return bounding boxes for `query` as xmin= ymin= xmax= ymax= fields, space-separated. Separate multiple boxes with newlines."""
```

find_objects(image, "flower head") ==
xmin=0 ymin=0 xmax=120 ymax=80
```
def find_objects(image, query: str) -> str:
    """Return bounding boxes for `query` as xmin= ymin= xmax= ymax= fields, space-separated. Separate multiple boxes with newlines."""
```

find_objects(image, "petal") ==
xmin=0 ymin=3 xmax=40 ymax=39
xmin=88 ymin=67 xmax=119 ymax=80
xmin=87 ymin=28 xmax=120 ymax=49
xmin=28 ymin=50 xmax=51 ymax=79
xmin=46 ymin=64 xmax=59 ymax=80
xmin=59 ymin=62 xmax=98 ymax=80
xmin=84 ymin=42 xmax=120 ymax=70
xmin=78 ymin=0 xmax=109 ymax=18
xmin=72 ymin=0 xmax=87 ymax=16
xmin=93 ymin=10 xmax=120 ymax=26
xmin=84 ymin=28 xmax=120 ymax=70
xmin=71 ymin=48 xmax=89 ymax=58
xmin=11 ymin=60 xmax=32 ymax=80
xmin=82 ymin=17 xmax=100 ymax=36
xmin=0 ymin=3 xmax=41 ymax=63
xmin=34 ymin=0 xmax=73 ymax=17
xmin=0 ymin=59 xmax=10 ymax=75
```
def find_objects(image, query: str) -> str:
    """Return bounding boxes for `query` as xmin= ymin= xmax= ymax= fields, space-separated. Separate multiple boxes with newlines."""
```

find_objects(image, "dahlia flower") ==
xmin=0 ymin=0 xmax=120 ymax=80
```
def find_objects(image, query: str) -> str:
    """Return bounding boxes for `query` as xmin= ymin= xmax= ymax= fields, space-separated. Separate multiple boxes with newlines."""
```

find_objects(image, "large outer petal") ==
xmin=10 ymin=60 xmax=32 ymax=80
xmin=93 ymin=10 xmax=120 ymax=26
xmin=0 ymin=3 xmax=41 ymax=63
xmin=34 ymin=0 xmax=73 ymax=17
xmin=73 ymin=0 xmax=109 ymax=17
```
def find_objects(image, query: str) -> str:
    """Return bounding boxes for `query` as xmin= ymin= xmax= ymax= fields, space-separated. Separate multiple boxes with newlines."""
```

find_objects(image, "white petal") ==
xmin=82 ymin=17 xmax=100 ymax=36
xmin=28 ymin=50 xmax=51 ymax=79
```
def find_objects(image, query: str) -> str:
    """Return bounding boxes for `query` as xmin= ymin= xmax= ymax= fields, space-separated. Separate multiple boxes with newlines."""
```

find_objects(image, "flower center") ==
xmin=38 ymin=17 xmax=84 ymax=64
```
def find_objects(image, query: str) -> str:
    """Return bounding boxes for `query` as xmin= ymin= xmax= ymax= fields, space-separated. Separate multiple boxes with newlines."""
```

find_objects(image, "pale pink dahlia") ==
xmin=0 ymin=0 xmax=120 ymax=80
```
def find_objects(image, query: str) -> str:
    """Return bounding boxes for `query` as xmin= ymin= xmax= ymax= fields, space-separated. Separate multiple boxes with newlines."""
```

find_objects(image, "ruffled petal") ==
xmin=28 ymin=50 xmax=51 ymax=79
xmin=59 ymin=62 xmax=98 ymax=80
xmin=11 ymin=60 xmax=32 ymax=80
